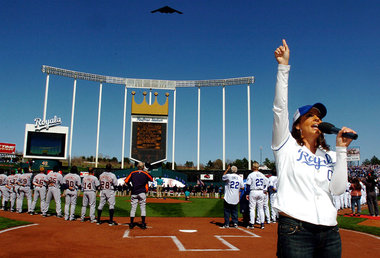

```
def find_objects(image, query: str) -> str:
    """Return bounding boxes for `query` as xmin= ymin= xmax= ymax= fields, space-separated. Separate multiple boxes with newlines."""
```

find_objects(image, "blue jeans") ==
xmin=351 ymin=196 xmax=361 ymax=214
xmin=277 ymin=215 xmax=341 ymax=258
xmin=224 ymin=200 xmax=238 ymax=226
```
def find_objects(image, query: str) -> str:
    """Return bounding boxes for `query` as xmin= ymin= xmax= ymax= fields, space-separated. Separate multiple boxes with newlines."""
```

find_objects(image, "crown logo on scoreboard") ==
xmin=131 ymin=91 xmax=169 ymax=116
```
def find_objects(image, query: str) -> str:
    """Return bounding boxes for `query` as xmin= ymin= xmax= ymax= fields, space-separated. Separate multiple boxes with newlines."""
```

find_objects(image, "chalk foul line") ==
xmin=0 ymin=224 xmax=39 ymax=234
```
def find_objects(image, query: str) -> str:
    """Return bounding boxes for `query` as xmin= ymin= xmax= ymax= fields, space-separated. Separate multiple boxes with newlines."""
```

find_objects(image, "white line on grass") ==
xmin=340 ymin=228 xmax=380 ymax=240
xmin=0 ymin=224 xmax=39 ymax=234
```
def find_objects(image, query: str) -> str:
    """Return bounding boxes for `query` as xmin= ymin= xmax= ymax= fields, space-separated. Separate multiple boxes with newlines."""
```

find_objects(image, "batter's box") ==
xmin=123 ymin=227 xmax=260 ymax=252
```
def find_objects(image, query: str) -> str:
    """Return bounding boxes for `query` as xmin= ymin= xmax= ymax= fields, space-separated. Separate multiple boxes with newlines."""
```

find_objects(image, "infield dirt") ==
xmin=0 ymin=211 xmax=379 ymax=257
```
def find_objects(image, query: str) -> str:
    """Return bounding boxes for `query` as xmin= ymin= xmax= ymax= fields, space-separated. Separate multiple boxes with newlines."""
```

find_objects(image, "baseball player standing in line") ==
xmin=125 ymin=162 xmax=153 ymax=229
xmin=222 ymin=165 xmax=244 ymax=228
xmin=16 ymin=167 xmax=33 ymax=213
xmin=43 ymin=166 xmax=63 ymax=217
xmin=0 ymin=171 xmax=2 ymax=204
xmin=30 ymin=167 xmax=48 ymax=215
xmin=81 ymin=167 xmax=100 ymax=223
xmin=63 ymin=166 xmax=81 ymax=221
xmin=268 ymin=171 xmax=278 ymax=223
xmin=345 ymin=181 xmax=351 ymax=208
xmin=246 ymin=162 xmax=269 ymax=229
xmin=273 ymin=39 xmax=356 ymax=257
xmin=97 ymin=164 xmax=118 ymax=226
xmin=262 ymin=176 xmax=271 ymax=224
xmin=0 ymin=171 xmax=8 ymax=210
xmin=6 ymin=169 xmax=19 ymax=212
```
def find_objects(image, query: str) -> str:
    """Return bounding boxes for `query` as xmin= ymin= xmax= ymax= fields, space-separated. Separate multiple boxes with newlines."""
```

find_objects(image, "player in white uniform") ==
xmin=360 ymin=180 xmax=366 ymax=205
xmin=63 ymin=166 xmax=81 ymax=221
xmin=81 ymin=167 xmax=100 ymax=223
xmin=222 ymin=165 xmax=244 ymax=228
xmin=0 ymin=172 xmax=8 ymax=210
xmin=262 ymin=176 xmax=271 ymax=224
xmin=30 ymin=167 xmax=48 ymax=215
xmin=268 ymin=172 xmax=278 ymax=223
xmin=16 ymin=167 xmax=33 ymax=213
xmin=246 ymin=162 xmax=269 ymax=229
xmin=97 ymin=164 xmax=118 ymax=226
xmin=272 ymin=40 xmax=356 ymax=257
xmin=344 ymin=181 xmax=351 ymax=208
xmin=43 ymin=166 xmax=63 ymax=217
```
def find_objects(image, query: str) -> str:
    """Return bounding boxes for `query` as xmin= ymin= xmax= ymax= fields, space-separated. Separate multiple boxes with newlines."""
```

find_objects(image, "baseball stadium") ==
xmin=2 ymin=2 xmax=380 ymax=257
xmin=1 ymin=40 xmax=380 ymax=258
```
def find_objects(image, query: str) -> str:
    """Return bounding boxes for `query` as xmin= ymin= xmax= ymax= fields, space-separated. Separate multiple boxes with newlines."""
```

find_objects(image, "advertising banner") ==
xmin=200 ymin=174 xmax=214 ymax=181
xmin=347 ymin=147 xmax=360 ymax=162
xmin=0 ymin=143 xmax=16 ymax=154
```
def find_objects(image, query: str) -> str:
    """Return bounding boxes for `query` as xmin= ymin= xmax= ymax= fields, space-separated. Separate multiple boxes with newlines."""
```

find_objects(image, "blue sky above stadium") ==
xmin=1 ymin=0 xmax=379 ymax=165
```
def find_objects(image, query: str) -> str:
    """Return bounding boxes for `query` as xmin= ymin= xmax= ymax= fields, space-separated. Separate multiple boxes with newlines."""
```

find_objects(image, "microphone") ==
xmin=318 ymin=122 xmax=358 ymax=140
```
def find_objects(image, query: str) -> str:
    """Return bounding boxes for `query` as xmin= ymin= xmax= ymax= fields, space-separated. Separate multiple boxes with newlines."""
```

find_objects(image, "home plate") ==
xmin=179 ymin=229 xmax=197 ymax=233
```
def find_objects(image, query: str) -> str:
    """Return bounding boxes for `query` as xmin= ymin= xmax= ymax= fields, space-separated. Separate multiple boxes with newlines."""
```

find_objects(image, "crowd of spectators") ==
xmin=348 ymin=164 xmax=380 ymax=179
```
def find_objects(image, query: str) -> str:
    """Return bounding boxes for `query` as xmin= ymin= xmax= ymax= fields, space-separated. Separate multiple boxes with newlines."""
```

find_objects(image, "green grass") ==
xmin=144 ymin=198 xmax=224 ymax=217
xmin=18 ymin=196 xmax=225 ymax=218
xmin=0 ymin=217 xmax=31 ymax=230
xmin=337 ymin=215 xmax=380 ymax=236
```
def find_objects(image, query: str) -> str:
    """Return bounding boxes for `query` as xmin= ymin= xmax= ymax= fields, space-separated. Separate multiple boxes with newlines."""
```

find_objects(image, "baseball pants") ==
xmin=81 ymin=191 xmax=96 ymax=221
xmin=31 ymin=187 xmax=46 ymax=213
xmin=98 ymin=190 xmax=116 ymax=210
xmin=263 ymin=193 xmax=271 ymax=223
xmin=249 ymin=190 xmax=265 ymax=224
xmin=345 ymin=192 xmax=351 ymax=208
xmin=130 ymin=192 xmax=147 ymax=217
xmin=44 ymin=187 xmax=62 ymax=216
xmin=269 ymin=193 xmax=278 ymax=222
xmin=339 ymin=194 xmax=344 ymax=209
xmin=16 ymin=186 xmax=32 ymax=212
xmin=0 ymin=186 xmax=9 ymax=208
xmin=64 ymin=189 xmax=78 ymax=220
xmin=9 ymin=189 xmax=17 ymax=211
xmin=333 ymin=195 xmax=341 ymax=210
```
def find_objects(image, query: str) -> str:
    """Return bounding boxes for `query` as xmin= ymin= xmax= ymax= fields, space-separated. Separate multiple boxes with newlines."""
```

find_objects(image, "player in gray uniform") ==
xmin=97 ymin=164 xmax=118 ymax=226
xmin=246 ymin=162 xmax=269 ymax=229
xmin=16 ymin=167 xmax=33 ymax=213
xmin=30 ymin=167 xmax=48 ymax=215
xmin=63 ymin=166 xmax=81 ymax=221
xmin=43 ymin=166 xmax=63 ymax=217
xmin=6 ymin=170 xmax=19 ymax=212
xmin=0 ymin=171 xmax=8 ymax=210
xmin=81 ymin=167 xmax=100 ymax=223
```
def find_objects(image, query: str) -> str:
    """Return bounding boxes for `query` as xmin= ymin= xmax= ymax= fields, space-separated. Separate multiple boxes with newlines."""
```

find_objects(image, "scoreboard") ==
xmin=130 ymin=116 xmax=167 ymax=164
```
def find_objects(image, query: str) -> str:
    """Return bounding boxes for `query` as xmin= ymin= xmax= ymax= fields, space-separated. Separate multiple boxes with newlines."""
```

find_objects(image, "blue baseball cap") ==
xmin=293 ymin=103 xmax=327 ymax=124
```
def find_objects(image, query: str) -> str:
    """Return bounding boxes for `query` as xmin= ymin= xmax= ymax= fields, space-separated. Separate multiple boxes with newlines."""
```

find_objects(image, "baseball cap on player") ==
xmin=293 ymin=103 xmax=327 ymax=124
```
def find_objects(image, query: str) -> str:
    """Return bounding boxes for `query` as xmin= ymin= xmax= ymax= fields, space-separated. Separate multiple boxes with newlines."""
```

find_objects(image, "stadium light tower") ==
xmin=42 ymin=65 xmax=255 ymax=170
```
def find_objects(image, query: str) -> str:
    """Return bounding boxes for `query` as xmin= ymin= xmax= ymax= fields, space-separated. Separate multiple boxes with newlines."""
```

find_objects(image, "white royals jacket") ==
xmin=272 ymin=64 xmax=348 ymax=226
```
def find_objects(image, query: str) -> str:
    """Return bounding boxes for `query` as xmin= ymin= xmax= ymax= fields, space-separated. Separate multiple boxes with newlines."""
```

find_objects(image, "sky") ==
xmin=1 ymin=0 xmax=379 ymax=166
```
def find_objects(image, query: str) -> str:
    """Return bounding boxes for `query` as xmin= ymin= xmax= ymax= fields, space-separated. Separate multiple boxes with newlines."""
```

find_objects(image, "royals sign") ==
xmin=34 ymin=116 xmax=62 ymax=131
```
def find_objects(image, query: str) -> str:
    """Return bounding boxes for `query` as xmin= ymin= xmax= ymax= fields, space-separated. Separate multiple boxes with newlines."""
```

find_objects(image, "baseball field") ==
xmin=1 ymin=197 xmax=379 ymax=257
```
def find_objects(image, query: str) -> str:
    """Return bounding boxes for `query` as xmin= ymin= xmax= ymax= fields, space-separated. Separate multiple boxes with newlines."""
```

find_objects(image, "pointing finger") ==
xmin=282 ymin=39 xmax=288 ymax=49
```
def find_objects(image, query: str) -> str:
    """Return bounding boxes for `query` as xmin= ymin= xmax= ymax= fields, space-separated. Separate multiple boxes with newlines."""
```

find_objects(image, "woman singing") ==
xmin=272 ymin=39 xmax=356 ymax=257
